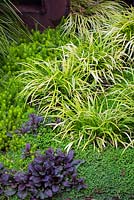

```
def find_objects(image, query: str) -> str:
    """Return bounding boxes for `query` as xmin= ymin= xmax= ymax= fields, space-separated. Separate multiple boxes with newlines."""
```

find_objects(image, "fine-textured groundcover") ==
xmin=0 ymin=1 xmax=134 ymax=199
xmin=0 ymin=128 xmax=134 ymax=200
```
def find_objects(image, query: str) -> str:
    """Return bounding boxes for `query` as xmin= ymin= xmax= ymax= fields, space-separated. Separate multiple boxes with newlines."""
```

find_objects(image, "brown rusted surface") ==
xmin=13 ymin=0 xmax=70 ymax=31
xmin=124 ymin=0 xmax=134 ymax=5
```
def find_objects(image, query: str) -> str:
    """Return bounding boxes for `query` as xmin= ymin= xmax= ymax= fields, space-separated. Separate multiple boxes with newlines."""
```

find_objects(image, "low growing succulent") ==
xmin=0 ymin=148 xmax=86 ymax=199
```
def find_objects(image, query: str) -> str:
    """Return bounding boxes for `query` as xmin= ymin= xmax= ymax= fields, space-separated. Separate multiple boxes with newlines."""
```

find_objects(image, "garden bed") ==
xmin=0 ymin=0 xmax=134 ymax=199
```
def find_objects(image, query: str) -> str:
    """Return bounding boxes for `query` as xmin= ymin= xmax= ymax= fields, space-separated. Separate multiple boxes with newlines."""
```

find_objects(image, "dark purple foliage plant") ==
xmin=22 ymin=143 xmax=31 ymax=159
xmin=27 ymin=148 xmax=86 ymax=199
xmin=0 ymin=148 xmax=86 ymax=199
xmin=16 ymin=113 xmax=44 ymax=135
xmin=0 ymin=163 xmax=16 ymax=197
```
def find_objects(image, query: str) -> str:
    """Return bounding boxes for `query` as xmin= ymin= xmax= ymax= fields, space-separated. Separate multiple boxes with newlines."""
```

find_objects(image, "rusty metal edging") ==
xmin=13 ymin=0 xmax=70 ymax=30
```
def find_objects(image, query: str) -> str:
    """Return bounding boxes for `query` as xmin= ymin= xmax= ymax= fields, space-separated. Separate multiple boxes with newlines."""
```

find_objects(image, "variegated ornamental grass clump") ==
xmin=62 ymin=0 xmax=127 ymax=36
xmin=56 ymin=90 xmax=134 ymax=150
xmin=19 ymin=31 xmax=126 ymax=114
xmin=18 ymin=34 xmax=134 ymax=149
xmin=18 ymin=1 xmax=134 ymax=150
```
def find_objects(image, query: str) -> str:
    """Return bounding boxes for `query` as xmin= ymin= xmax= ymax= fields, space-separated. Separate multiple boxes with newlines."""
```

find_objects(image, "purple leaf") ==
xmin=34 ymin=156 xmax=44 ymax=164
xmin=34 ymin=164 xmax=43 ymax=172
xmin=1 ymin=173 xmax=10 ymax=182
xmin=56 ymin=149 xmax=65 ymax=158
xmin=38 ymin=116 xmax=44 ymax=123
xmin=56 ymin=118 xmax=61 ymax=124
xmin=14 ymin=172 xmax=28 ymax=183
xmin=45 ymin=148 xmax=54 ymax=156
xmin=63 ymin=181 xmax=71 ymax=187
xmin=25 ymin=143 xmax=31 ymax=152
xmin=29 ymin=113 xmax=35 ymax=119
xmin=17 ymin=190 xmax=28 ymax=199
xmin=64 ymin=163 xmax=72 ymax=169
xmin=67 ymin=167 xmax=75 ymax=173
xmin=45 ymin=189 xmax=53 ymax=197
xmin=72 ymin=173 xmax=77 ymax=180
xmin=21 ymin=126 xmax=31 ymax=134
xmin=71 ymin=159 xmax=82 ymax=166
xmin=32 ymin=176 xmax=41 ymax=184
xmin=5 ymin=189 xmax=16 ymax=196
xmin=18 ymin=184 xmax=26 ymax=191
xmin=42 ymin=175 xmax=50 ymax=182
xmin=67 ymin=150 xmax=74 ymax=162
xmin=28 ymin=164 xmax=39 ymax=176
xmin=54 ymin=166 xmax=63 ymax=175
xmin=77 ymin=183 xmax=87 ymax=191
xmin=52 ymin=185 xmax=59 ymax=193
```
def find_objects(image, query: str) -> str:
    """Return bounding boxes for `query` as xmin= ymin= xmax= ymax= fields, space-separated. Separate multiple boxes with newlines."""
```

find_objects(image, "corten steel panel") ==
xmin=13 ymin=0 xmax=70 ymax=30
xmin=124 ymin=0 xmax=134 ymax=5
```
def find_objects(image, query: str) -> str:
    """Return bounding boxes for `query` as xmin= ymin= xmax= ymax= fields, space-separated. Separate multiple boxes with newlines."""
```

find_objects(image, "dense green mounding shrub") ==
xmin=3 ymin=28 xmax=77 ymax=73
xmin=0 ymin=25 xmax=75 ymax=151
xmin=0 ymin=76 xmax=35 ymax=151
